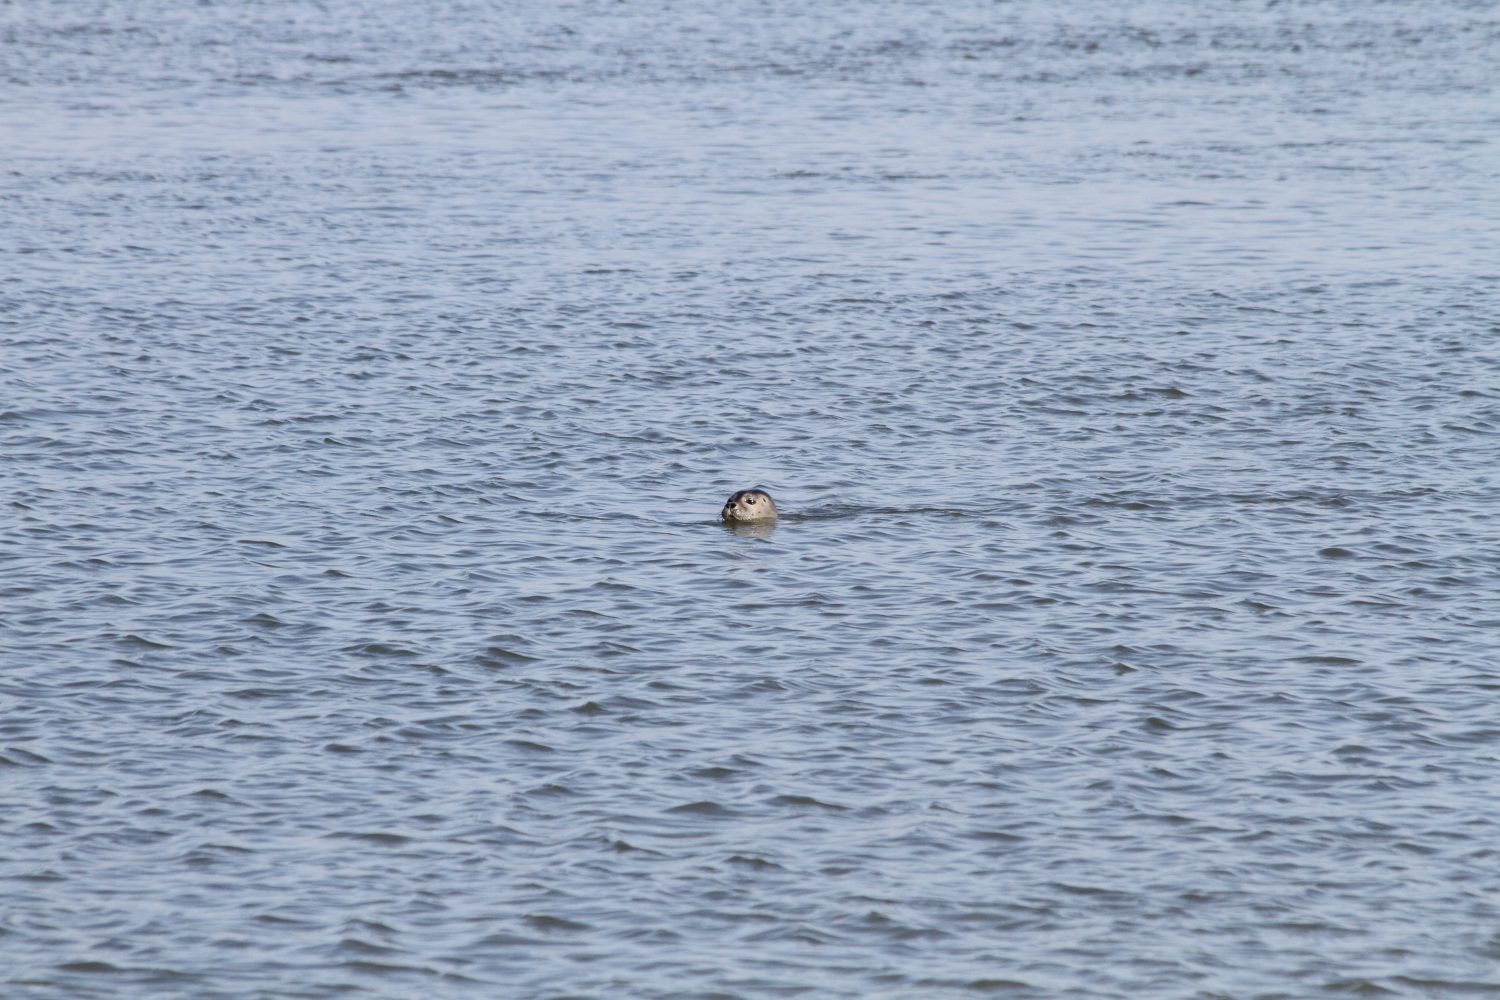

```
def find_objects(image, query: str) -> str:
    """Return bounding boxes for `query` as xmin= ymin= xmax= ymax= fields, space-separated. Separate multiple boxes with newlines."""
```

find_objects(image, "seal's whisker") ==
xmin=720 ymin=489 xmax=779 ymax=523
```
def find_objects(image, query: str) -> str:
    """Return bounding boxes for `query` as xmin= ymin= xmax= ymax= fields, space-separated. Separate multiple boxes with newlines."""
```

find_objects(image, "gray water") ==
xmin=4 ymin=1 xmax=1500 ymax=997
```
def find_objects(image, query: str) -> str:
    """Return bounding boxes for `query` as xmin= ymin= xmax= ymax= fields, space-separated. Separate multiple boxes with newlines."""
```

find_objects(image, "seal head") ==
xmin=721 ymin=489 xmax=778 ymax=522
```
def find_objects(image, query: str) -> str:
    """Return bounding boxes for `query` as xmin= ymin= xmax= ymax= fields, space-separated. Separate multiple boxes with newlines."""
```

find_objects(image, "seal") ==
xmin=721 ymin=488 xmax=778 ymax=522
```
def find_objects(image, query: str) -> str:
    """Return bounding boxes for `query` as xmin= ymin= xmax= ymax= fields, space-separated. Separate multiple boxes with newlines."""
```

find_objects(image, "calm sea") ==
xmin=3 ymin=1 xmax=1499 ymax=996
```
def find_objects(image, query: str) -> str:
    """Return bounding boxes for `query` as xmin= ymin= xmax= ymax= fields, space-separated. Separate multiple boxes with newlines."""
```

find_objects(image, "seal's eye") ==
xmin=746 ymin=496 xmax=756 ymax=504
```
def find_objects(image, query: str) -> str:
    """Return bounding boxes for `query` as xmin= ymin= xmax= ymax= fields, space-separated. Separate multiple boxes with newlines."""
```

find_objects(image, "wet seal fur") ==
xmin=721 ymin=489 xmax=778 ymax=522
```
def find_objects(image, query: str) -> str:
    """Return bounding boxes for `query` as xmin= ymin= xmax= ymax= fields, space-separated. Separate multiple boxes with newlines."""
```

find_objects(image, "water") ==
xmin=4 ymin=1 xmax=1500 ymax=996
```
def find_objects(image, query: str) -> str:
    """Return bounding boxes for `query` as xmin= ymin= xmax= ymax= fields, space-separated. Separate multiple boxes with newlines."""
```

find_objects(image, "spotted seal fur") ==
xmin=720 ymin=489 xmax=778 ymax=522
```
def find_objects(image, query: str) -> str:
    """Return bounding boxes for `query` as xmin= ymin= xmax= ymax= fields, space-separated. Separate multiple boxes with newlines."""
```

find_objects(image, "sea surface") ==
xmin=3 ymin=1 xmax=1499 ymax=997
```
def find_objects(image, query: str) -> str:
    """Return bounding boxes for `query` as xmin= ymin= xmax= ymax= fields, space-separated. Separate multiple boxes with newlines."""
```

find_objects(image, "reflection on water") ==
xmin=2 ymin=0 xmax=1498 ymax=997
xmin=722 ymin=520 xmax=779 ymax=540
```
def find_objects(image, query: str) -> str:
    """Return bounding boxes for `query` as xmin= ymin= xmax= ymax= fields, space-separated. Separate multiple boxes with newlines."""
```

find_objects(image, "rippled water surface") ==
xmin=4 ymin=1 xmax=1500 ymax=997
